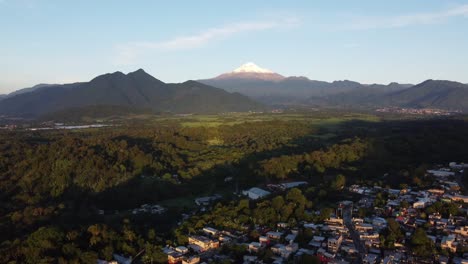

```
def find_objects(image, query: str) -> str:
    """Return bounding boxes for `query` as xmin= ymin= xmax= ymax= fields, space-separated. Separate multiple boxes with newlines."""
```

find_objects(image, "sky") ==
xmin=1 ymin=0 xmax=468 ymax=93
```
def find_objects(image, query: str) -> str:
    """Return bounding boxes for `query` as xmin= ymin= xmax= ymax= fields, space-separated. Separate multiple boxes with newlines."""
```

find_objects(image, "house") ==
xmin=242 ymin=187 xmax=271 ymax=200
xmin=441 ymin=234 xmax=457 ymax=253
xmin=277 ymin=222 xmax=288 ymax=228
xmin=371 ymin=217 xmax=387 ymax=229
xmin=303 ymin=223 xmax=320 ymax=230
xmin=309 ymin=236 xmax=325 ymax=248
xmin=362 ymin=253 xmax=378 ymax=264
xmin=360 ymin=233 xmax=379 ymax=240
xmin=285 ymin=233 xmax=297 ymax=243
xmin=194 ymin=195 xmax=221 ymax=206
xmin=271 ymin=243 xmax=299 ymax=259
xmin=455 ymin=226 xmax=468 ymax=237
xmin=202 ymin=227 xmax=219 ymax=236
xmin=168 ymin=252 xmax=184 ymax=264
xmin=413 ymin=198 xmax=431 ymax=208
xmin=355 ymin=223 xmax=373 ymax=232
xmin=259 ymin=236 xmax=270 ymax=245
xmin=427 ymin=189 xmax=445 ymax=195
xmin=182 ymin=256 xmax=200 ymax=264
xmin=248 ymin=242 xmax=262 ymax=253
xmin=266 ymin=231 xmax=283 ymax=240
xmin=188 ymin=236 xmax=219 ymax=252
xmin=219 ymin=235 xmax=232 ymax=243
xmin=451 ymin=195 xmax=468 ymax=203
xmin=271 ymin=244 xmax=286 ymax=254
xmin=325 ymin=217 xmax=344 ymax=226
xmin=327 ymin=235 xmax=343 ymax=253
xmin=175 ymin=246 xmax=189 ymax=254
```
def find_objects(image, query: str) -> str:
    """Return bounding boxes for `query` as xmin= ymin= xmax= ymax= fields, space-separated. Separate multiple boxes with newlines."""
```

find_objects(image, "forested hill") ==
xmin=0 ymin=69 xmax=263 ymax=117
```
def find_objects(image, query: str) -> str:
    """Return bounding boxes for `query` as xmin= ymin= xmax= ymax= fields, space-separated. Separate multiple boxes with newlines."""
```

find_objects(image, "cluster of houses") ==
xmin=164 ymin=227 xmax=228 ymax=264
xmin=343 ymin=163 xmax=468 ymax=263
xmin=162 ymin=163 xmax=467 ymax=264
xmin=164 ymin=223 xmax=320 ymax=264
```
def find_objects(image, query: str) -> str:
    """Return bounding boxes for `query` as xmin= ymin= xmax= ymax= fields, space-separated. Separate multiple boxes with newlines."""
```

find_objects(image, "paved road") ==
xmin=342 ymin=205 xmax=367 ymax=262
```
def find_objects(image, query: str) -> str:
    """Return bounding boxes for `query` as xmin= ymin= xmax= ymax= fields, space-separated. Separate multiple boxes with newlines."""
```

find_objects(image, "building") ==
xmin=266 ymin=231 xmax=283 ymax=240
xmin=271 ymin=243 xmax=299 ymax=259
xmin=454 ymin=226 xmax=468 ymax=237
xmin=413 ymin=198 xmax=431 ymax=209
xmin=194 ymin=195 xmax=221 ymax=206
xmin=188 ymin=236 xmax=219 ymax=252
xmin=259 ymin=236 xmax=270 ymax=245
xmin=449 ymin=162 xmax=468 ymax=170
xmin=168 ymin=252 xmax=184 ymax=264
xmin=441 ymin=234 xmax=457 ymax=253
xmin=182 ymin=256 xmax=200 ymax=264
xmin=248 ymin=242 xmax=262 ymax=253
xmin=327 ymin=235 xmax=343 ymax=253
xmin=309 ymin=236 xmax=325 ymax=248
xmin=451 ymin=195 xmax=468 ymax=203
xmin=372 ymin=217 xmax=387 ymax=229
xmin=202 ymin=227 xmax=219 ymax=236
xmin=325 ymin=217 xmax=344 ymax=226
xmin=175 ymin=246 xmax=188 ymax=254
xmin=362 ymin=253 xmax=378 ymax=264
xmin=427 ymin=169 xmax=455 ymax=177
xmin=279 ymin=181 xmax=308 ymax=190
xmin=242 ymin=187 xmax=271 ymax=200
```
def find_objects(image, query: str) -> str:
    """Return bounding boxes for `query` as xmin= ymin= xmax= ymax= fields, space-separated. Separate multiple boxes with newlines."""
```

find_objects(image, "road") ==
xmin=342 ymin=205 xmax=367 ymax=262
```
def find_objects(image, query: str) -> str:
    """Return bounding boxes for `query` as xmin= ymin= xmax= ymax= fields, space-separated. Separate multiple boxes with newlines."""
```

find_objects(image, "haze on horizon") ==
xmin=1 ymin=0 xmax=468 ymax=93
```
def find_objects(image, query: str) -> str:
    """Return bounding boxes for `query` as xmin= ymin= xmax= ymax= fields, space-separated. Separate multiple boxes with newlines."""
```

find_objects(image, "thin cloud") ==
xmin=347 ymin=4 xmax=468 ymax=30
xmin=114 ymin=17 xmax=299 ymax=65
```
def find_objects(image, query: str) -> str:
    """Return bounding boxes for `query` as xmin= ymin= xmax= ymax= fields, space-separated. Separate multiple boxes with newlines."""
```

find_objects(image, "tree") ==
xmin=410 ymin=228 xmax=434 ymax=258
xmin=330 ymin=174 xmax=346 ymax=190
xmin=286 ymin=188 xmax=306 ymax=207
xmin=272 ymin=196 xmax=285 ymax=212
xmin=300 ymin=254 xmax=320 ymax=264
xmin=381 ymin=218 xmax=403 ymax=248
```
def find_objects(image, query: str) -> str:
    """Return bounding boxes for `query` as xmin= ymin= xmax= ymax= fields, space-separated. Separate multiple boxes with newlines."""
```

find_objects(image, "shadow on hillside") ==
xmin=3 ymin=117 xmax=468 ymax=242
xmin=89 ymin=117 xmax=468 ymax=209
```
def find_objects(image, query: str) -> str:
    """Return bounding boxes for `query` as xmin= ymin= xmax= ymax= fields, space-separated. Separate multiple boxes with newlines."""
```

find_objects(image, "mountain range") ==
xmin=199 ymin=62 xmax=412 ymax=104
xmin=1 ymin=63 xmax=468 ymax=119
xmin=0 ymin=69 xmax=262 ymax=117
xmin=199 ymin=63 xmax=468 ymax=111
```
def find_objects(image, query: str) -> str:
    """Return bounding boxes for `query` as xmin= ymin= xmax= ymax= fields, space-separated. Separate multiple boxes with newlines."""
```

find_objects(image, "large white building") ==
xmin=242 ymin=187 xmax=271 ymax=200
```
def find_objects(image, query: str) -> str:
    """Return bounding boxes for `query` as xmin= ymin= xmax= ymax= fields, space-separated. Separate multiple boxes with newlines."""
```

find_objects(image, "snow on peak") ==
xmin=232 ymin=62 xmax=274 ymax=74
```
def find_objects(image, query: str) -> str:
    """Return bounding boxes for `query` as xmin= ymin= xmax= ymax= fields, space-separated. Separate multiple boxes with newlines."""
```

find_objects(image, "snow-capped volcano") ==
xmin=232 ymin=62 xmax=274 ymax=74
xmin=213 ymin=62 xmax=285 ymax=81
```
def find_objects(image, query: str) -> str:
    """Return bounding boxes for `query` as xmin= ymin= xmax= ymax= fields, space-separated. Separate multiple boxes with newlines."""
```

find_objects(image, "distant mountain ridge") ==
xmin=0 ymin=69 xmax=263 ymax=117
xmin=307 ymin=80 xmax=468 ymax=111
xmin=3 ymin=64 xmax=468 ymax=116
xmin=384 ymin=80 xmax=468 ymax=110
xmin=199 ymin=62 xmax=411 ymax=104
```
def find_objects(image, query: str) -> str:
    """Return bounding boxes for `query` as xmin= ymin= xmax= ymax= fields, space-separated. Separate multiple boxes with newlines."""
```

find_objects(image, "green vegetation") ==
xmin=1 ymin=111 xmax=468 ymax=263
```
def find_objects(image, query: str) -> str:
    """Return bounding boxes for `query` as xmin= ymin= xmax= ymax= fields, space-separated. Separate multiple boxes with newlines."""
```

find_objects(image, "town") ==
xmin=149 ymin=162 xmax=468 ymax=264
